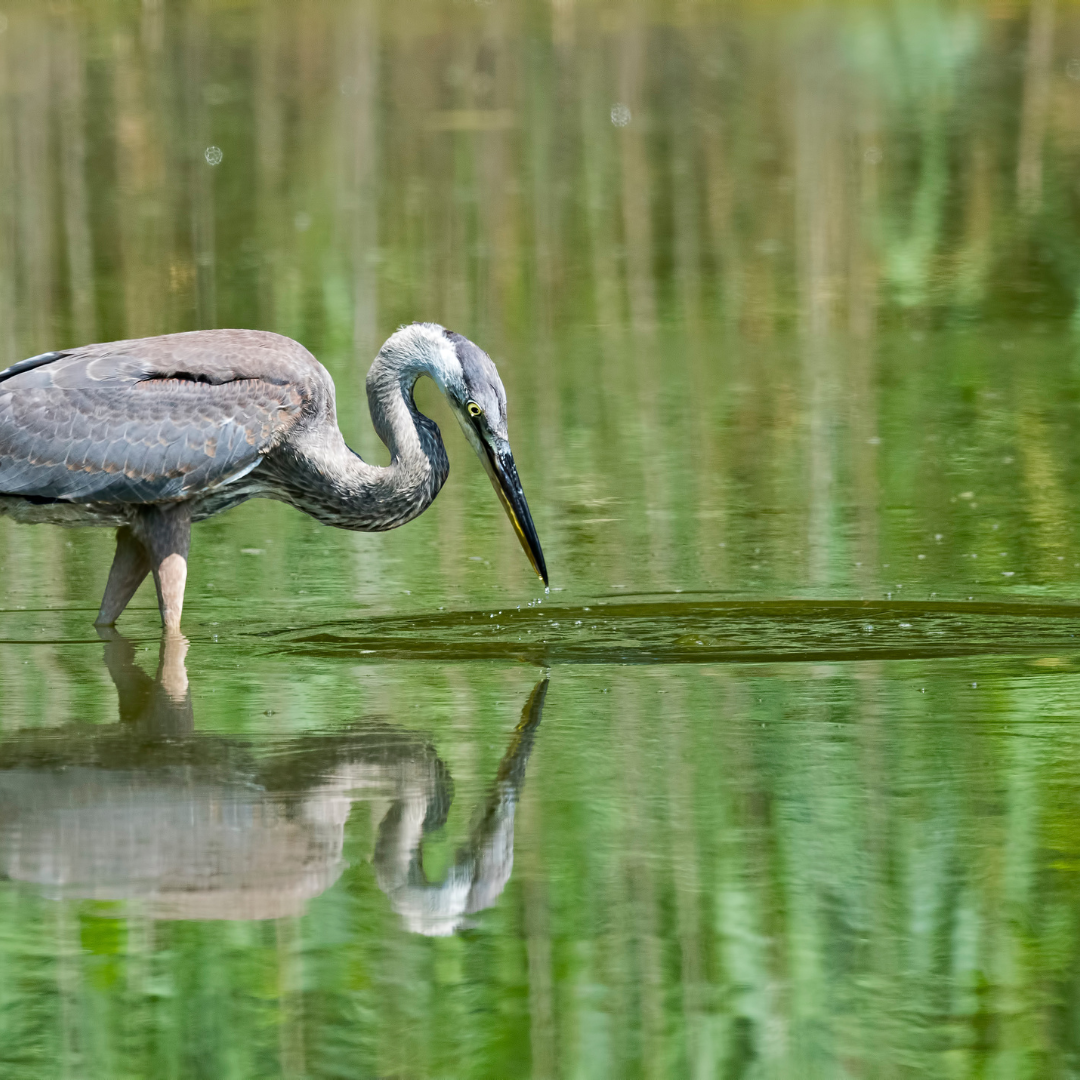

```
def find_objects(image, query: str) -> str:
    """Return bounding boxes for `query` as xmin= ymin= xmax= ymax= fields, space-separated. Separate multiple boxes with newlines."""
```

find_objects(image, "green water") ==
xmin=6 ymin=1 xmax=1080 ymax=1076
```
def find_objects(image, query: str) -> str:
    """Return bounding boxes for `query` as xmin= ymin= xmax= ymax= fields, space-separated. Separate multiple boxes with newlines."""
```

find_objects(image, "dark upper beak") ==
xmin=477 ymin=434 xmax=548 ymax=585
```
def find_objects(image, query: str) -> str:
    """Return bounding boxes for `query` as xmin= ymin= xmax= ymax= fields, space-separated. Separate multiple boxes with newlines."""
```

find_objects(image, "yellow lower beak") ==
xmin=478 ymin=440 xmax=548 ymax=585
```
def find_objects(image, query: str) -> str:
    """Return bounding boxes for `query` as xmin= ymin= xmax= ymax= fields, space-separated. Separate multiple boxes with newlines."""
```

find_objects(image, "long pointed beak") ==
xmin=478 ymin=436 xmax=548 ymax=585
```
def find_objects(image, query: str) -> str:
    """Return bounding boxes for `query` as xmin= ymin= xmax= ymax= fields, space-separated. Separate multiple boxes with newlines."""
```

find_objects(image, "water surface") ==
xmin=4 ymin=1 xmax=1080 ymax=1076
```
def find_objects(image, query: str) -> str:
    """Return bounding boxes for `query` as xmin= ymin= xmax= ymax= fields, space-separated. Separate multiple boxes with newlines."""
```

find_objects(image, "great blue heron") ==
xmin=0 ymin=323 xmax=547 ymax=628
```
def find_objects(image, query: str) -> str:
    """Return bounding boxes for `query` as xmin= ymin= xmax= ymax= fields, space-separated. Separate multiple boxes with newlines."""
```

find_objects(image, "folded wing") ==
xmin=0 ymin=331 xmax=313 ymax=504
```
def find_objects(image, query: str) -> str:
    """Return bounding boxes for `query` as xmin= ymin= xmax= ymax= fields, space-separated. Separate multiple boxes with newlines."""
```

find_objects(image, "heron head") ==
xmin=390 ymin=324 xmax=548 ymax=586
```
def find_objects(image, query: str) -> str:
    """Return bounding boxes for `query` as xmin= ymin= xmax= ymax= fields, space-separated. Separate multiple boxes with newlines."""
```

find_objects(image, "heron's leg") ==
xmin=94 ymin=527 xmax=152 ymax=626
xmin=136 ymin=504 xmax=193 ymax=632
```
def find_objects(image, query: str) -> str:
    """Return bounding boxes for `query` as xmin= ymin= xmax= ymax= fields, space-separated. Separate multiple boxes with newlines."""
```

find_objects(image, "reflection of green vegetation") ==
xmin=0 ymin=0 xmax=1077 ymax=355
xmin=4 ymin=656 xmax=1080 ymax=1077
xmin=3 ymin=0 xmax=1080 ymax=617
xmin=849 ymin=5 xmax=980 ymax=309
xmin=4 ymin=0 xmax=1080 ymax=1074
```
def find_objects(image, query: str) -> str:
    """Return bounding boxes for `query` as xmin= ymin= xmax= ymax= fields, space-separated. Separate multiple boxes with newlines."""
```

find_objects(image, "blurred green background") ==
xmin=5 ymin=1 xmax=1080 ymax=1077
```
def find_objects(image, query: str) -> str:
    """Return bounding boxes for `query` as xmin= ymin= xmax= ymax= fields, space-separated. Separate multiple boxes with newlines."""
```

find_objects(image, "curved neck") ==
xmin=349 ymin=345 xmax=449 ymax=529
xmin=267 ymin=347 xmax=449 ymax=532
xmin=365 ymin=348 xmax=444 ymax=471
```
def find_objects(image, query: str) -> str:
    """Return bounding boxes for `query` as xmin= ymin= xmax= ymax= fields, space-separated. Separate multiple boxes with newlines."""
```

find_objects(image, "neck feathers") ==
xmin=361 ymin=340 xmax=451 ymax=527
xmin=366 ymin=326 xmax=456 ymax=465
xmin=265 ymin=327 xmax=452 ymax=531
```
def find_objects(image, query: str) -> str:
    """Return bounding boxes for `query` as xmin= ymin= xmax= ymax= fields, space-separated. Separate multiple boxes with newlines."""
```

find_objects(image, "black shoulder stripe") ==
xmin=0 ymin=351 xmax=67 ymax=385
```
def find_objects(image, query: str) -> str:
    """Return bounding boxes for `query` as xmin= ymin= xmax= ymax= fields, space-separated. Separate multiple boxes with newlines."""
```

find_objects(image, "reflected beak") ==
xmin=477 ymin=434 xmax=548 ymax=585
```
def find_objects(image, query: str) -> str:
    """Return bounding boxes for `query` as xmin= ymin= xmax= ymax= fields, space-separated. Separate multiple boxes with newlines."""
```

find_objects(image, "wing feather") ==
xmin=0 ymin=329 xmax=320 ymax=504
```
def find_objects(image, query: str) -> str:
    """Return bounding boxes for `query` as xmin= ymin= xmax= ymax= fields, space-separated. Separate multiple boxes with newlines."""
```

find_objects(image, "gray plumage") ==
xmin=0 ymin=323 xmax=547 ymax=629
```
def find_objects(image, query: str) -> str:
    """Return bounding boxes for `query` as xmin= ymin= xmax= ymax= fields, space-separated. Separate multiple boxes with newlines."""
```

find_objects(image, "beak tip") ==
xmin=485 ymin=440 xmax=548 ymax=590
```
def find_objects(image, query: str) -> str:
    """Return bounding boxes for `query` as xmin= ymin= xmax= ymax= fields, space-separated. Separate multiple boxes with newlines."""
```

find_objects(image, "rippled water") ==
xmin=5 ymin=1 xmax=1080 ymax=1076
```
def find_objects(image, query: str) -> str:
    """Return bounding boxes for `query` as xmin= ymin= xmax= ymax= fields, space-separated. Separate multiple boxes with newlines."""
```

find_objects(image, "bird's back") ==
xmin=0 ymin=330 xmax=331 ymax=521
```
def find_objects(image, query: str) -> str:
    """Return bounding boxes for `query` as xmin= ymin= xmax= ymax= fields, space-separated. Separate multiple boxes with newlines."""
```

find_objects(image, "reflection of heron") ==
xmin=375 ymin=679 xmax=547 ymax=935
xmin=0 ymin=324 xmax=546 ymax=629
xmin=0 ymin=634 xmax=547 ymax=928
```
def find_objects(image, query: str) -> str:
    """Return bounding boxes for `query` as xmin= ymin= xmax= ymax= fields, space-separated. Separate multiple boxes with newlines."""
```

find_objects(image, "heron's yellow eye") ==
xmin=467 ymin=402 xmax=482 ymax=417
